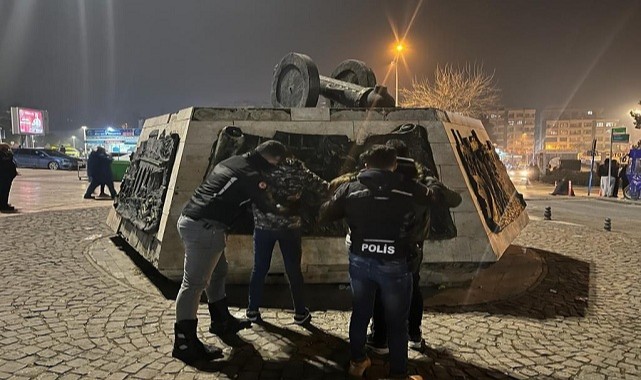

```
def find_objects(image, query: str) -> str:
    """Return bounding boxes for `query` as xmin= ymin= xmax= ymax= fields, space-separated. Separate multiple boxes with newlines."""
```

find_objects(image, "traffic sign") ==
xmin=612 ymin=127 xmax=627 ymax=134
xmin=612 ymin=133 xmax=630 ymax=143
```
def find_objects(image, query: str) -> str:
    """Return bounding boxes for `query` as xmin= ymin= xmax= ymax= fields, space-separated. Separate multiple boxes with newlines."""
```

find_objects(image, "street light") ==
xmin=71 ymin=135 xmax=76 ymax=149
xmin=81 ymin=126 xmax=88 ymax=155
xmin=393 ymin=43 xmax=404 ymax=107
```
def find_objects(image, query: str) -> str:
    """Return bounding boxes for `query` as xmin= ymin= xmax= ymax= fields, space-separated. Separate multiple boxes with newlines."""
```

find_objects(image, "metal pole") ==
xmin=608 ymin=130 xmax=613 ymax=196
xmin=82 ymin=127 xmax=88 ymax=157
xmin=588 ymin=139 xmax=596 ymax=196
xmin=394 ymin=56 xmax=399 ymax=107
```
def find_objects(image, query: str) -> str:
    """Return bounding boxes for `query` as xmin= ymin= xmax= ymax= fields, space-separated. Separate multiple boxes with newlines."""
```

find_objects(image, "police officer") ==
xmin=247 ymin=157 xmax=329 ymax=324
xmin=320 ymin=145 xmax=427 ymax=380
xmin=368 ymin=139 xmax=461 ymax=352
xmin=173 ymin=140 xmax=288 ymax=366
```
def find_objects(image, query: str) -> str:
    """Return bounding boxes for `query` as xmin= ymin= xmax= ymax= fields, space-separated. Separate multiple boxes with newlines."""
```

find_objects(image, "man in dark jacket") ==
xmin=0 ymin=143 xmax=18 ymax=212
xmin=367 ymin=140 xmax=462 ymax=352
xmin=173 ymin=140 xmax=288 ymax=366
xmin=83 ymin=147 xmax=117 ymax=199
xmin=320 ymin=145 xmax=428 ymax=380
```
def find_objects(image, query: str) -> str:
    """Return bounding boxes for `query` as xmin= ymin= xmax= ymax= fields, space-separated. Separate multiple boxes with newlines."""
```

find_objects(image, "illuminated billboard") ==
xmin=10 ymin=107 xmax=49 ymax=135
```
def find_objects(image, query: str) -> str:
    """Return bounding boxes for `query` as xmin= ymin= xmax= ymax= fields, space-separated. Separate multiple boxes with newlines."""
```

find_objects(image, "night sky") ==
xmin=1 ymin=0 xmax=640 ymax=134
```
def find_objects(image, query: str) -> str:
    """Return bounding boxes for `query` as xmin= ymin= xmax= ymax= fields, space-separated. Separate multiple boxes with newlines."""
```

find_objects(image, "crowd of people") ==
xmin=173 ymin=139 xmax=461 ymax=379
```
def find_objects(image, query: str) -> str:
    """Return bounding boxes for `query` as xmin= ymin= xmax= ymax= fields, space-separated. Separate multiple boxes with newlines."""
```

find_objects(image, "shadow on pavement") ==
xmin=109 ymin=236 xmax=181 ymax=299
xmin=110 ymin=235 xmax=355 ymax=309
xmin=188 ymin=321 xmax=516 ymax=379
xmin=430 ymin=248 xmax=590 ymax=319
xmin=112 ymin=235 xmax=520 ymax=378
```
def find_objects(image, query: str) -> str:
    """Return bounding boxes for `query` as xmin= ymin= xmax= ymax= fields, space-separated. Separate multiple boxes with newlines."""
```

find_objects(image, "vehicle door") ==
xmin=12 ymin=150 xmax=29 ymax=167
xmin=34 ymin=150 xmax=50 ymax=168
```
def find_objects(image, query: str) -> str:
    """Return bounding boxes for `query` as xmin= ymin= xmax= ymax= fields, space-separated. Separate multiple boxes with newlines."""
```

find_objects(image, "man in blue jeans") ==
xmin=368 ymin=140 xmax=462 ymax=352
xmin=174 ymin=140 xmax=288 ymax=366
xmin=320 ymin=145 xmax=429 ymax=380
xmin=247 ymin=157 xmax=329 ymax=324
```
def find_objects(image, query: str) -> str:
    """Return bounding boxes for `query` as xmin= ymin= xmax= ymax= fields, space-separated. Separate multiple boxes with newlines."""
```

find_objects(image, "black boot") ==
xmin=208 ymin=298 xmax=252 ymax=336
xmin=172 ymin=319 xmax=223 ymax=365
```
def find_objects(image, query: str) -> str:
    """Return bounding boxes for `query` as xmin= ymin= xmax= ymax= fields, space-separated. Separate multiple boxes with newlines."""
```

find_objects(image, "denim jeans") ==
xmin=248 ymin=228 xmax=306 ymax=314
xmin=371 ymin=270 xmax=423 ymax=342
xmin=175 ymin=215 xmax=229 ymax=321
xmin=348 ymin=253 xmax=412 ymax=377
xmin=84 ymin=178 xmax=117 ymax=198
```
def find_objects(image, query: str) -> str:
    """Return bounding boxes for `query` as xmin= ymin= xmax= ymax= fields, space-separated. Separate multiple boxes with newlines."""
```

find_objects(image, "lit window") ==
xmin=588 ymin=110 xmax=593 ymax=115
xmin=606 ymin=122 xmax=614 ymax=127
xmin=597 ymin=122 xmax=604 ymax=127
xmin=508 ymin=120 xmax=514 ymax=125
xmin=517 ymin=120 xmax=523 ymax=125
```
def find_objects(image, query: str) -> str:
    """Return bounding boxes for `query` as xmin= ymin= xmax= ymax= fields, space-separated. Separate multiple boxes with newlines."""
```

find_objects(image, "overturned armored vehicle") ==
xmin=107 ymin=53 xmax=528 ymax=284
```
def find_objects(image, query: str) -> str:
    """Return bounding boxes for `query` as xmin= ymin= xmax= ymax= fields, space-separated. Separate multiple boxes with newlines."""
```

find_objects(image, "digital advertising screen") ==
xmin=11 ymin=107 xmax=49 ymax=135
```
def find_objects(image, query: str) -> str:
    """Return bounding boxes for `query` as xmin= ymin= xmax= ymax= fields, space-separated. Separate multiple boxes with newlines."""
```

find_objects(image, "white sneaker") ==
xmin=408 ymin=335 xmax=424 ymax=349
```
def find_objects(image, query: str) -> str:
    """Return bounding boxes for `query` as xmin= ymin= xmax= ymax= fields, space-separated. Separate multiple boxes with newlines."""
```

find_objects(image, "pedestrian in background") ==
xmin=619 ymin=163 xmax=630 ymax=195
xmin=83 ymin=147 xmax=116 ymax=199
xmin=246 ymin=156 xmax=329 ymax=325
xmin=611 ymin=159 xmax=620 ymax=198
xmin=174 ymin=140 xmax=288 ymax=366
xmin=598 ymin=158 xmax=615 ymax=197
xmin=320 ymin=145 xmax=428 ymax=380
xmin=0 ymin=143 xmax=18 ymax=213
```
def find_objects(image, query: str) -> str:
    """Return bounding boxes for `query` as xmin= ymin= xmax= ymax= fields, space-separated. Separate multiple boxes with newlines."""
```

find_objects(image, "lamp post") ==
xmin=71 ymin=135 xmax=76 ymax=149
xmin=394 ymin=43 xmax=404 ymax=107
xmin=81 ymin=126 xmax=88 ymax=156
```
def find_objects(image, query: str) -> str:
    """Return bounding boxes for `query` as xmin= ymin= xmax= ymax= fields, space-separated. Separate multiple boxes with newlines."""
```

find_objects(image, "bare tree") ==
xmin=631 ymin=100 xmax=641 ymax=129
xmin=400 ymin=64 xmax=501 ymax=118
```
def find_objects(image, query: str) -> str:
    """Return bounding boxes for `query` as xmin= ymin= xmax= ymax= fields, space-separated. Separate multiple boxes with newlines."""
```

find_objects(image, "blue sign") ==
xmin=86 ymin=128 xmax=141 ymax=138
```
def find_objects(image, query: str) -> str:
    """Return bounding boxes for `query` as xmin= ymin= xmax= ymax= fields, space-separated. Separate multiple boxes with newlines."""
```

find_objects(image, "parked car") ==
xmin=50 ymin=145 xmax=81 ymax=158
xmin=13 ymin=148 xmax=80 ymax=170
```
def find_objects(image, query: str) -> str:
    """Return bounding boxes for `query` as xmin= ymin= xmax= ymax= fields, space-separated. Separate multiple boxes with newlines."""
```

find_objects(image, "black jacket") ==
xmin=0 ymin=150 xmax=18 ymax=182
xmin=320 ymin=169 xmax=432 ymax=260
xmin=182 ymin=151 xmax=279 ymax=227
xmin=87 ymin=151 xmax=113 ymax=183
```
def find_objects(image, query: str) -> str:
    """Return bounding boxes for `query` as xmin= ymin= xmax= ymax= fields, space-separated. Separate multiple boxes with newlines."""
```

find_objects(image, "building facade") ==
xmin=540 ymin=108 xmax=623 ymax=157
xmin=485 ymin=108 xmax=536 ymax=162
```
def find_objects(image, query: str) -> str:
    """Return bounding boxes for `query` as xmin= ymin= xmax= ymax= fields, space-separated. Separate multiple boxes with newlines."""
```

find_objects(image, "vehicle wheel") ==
xmin=48 ymin=161 xmax=59 ymax=170
xmin=624 ymin=185 xmax=639 ymax=200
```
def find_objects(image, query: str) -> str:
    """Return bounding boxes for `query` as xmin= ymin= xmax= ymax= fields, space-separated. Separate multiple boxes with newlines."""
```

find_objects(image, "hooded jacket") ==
xmin=182 ymin=150 xmax=279 ymax=227
xmin=320 ymin=168 xmax=432 ymax=259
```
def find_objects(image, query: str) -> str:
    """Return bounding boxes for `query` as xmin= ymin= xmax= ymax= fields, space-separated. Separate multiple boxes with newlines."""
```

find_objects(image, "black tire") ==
xmin=624 ymin=185 xmax=640 ymax=200
xmin=48 ymin=161 xmax=59 ymax=170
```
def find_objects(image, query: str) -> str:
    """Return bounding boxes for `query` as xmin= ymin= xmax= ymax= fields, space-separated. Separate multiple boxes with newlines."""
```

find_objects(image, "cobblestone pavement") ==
xmin=1 ymin=206 xmax=641 ymax=379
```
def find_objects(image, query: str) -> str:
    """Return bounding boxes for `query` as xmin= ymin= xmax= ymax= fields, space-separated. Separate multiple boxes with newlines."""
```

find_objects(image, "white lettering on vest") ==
xmin=360 ymin=243 xmax=395 ymax=255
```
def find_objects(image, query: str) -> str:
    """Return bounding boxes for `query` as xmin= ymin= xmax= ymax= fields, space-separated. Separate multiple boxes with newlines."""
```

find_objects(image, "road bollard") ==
xmin=604 ymin=218 xmax=611 ymax=231
xmin=544 ymin=206 xmax=552 ymax=220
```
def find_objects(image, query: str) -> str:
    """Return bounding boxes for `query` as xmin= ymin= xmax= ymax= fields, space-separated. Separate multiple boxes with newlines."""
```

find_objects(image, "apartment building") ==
xmin=484 ymin=108 xmax=536 ymax=157
xmin=541 ymin=108 xmax=622 ymax=156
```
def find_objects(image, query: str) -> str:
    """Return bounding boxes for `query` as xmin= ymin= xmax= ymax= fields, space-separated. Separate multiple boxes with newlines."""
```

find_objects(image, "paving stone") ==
xmin=1 ymin=202 xmax=641 ymax=379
